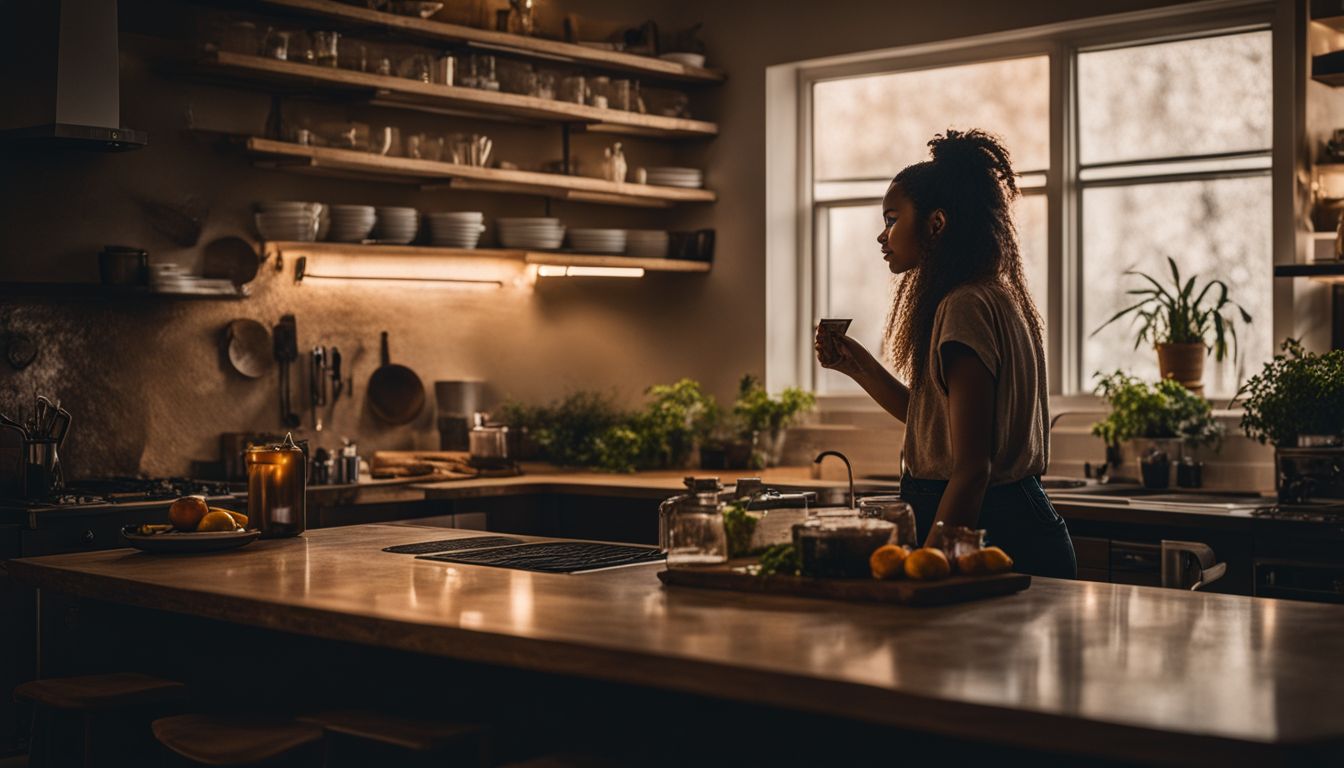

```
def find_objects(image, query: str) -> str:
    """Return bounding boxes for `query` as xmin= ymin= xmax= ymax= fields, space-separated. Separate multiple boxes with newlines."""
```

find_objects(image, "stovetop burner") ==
xmin=11 ymin=477 xmax=240 ymax=509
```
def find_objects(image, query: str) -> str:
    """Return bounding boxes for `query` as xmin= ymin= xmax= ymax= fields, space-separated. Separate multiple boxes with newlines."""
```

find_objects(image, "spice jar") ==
xmin=245 ymin=433 xmax=306 ymax=538
xmin=949 ymin=527 xmax=985 ymax=574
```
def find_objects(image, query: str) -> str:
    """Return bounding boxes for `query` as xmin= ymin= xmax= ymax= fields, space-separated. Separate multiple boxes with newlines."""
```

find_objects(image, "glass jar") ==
xmin=245 ymin=433 xmax=306 ymax=538
xmin=665 ymin=478 xmax=728 ymax=567
xmin=313 ymin=31 xmax=339 ymax=67
xmin=949 ymin=527 xmax=985 ymax=574
xmin=857 ymin=495 xmax=917 ymax=548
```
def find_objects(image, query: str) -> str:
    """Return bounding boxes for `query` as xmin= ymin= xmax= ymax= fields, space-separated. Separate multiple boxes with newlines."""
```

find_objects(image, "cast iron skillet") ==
xmin=367 ymin=331 xmax=425 ymax=425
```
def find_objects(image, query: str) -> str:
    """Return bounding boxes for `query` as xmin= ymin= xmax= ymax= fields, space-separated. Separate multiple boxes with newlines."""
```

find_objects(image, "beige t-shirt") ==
xmin=902 ymin=281 xmax=1049 ymax=484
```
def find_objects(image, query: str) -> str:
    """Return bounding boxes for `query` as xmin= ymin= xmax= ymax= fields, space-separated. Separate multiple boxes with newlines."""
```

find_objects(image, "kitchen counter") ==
xmin=10 ymin=523 xmax=1344 ymax=765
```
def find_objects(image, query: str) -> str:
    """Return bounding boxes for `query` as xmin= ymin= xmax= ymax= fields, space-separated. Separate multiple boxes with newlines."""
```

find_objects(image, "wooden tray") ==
xmin=657 ymin=560 xmax=1030 ymax=606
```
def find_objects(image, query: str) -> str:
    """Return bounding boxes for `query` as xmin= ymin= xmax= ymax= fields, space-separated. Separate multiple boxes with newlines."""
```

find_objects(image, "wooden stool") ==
xmin=151 ymin=714 xmax=323 ymax=767
xmin=300 ymin=710 xmax=489 ymax=768
xmin=14 ymin=672 xmax=189 ymax=767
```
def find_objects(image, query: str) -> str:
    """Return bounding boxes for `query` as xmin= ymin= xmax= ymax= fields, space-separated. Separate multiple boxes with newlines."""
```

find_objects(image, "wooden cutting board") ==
xmin=657 ymin=560 xmax=1030 ymax=607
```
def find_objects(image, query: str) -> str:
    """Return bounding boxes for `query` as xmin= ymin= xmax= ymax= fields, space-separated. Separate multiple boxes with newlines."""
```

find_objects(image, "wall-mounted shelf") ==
xmin=265 ymin=241 xmax=711 ymax=273
xmin=200 ymin=52 xmax=718 ymax=140
xmin=1274 ymin=261 xmax=1344 ymax=282
xmin=242 ymin=137 xmax=716 ymax=207
xmin=252 ymin=0 xmax=725 ymax=84
xmin=0 ymin=283 xmax=248 ymax=300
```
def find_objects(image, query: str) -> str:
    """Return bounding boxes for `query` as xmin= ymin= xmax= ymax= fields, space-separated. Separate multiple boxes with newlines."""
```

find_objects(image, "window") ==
xmin=810 ymin=56 xmax=1050 ymax=394
xmin=780 ymin=7 xmax=1280 ymax=403
xmin=1078 ymin=31 xmax=1273 ymax=396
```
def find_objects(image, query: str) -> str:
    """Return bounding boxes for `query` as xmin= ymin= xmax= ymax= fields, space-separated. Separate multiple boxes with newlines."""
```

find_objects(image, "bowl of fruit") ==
xmin=121 ymin=496 xmax=259 ymax=554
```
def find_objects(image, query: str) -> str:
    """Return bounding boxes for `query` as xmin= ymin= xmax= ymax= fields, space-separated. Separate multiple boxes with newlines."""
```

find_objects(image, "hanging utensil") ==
xmin=366 ymin=331 xmax=425 ymax=426
xmin=224 ymin=319 xmax=272 ymax=379
xmin=310 ymin=346 xmax=327 ymax=432
xmin=273 ymin=315 xmax=301 ymax=428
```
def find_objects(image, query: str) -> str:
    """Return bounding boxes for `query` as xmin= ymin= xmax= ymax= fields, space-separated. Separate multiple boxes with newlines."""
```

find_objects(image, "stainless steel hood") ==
xmin=0 ymin=0 xmax=147 ymax=151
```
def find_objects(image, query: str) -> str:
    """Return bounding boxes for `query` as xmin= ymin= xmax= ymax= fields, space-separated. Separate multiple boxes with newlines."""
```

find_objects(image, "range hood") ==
xmin=1 ymin=0 xmax=147 ymax=151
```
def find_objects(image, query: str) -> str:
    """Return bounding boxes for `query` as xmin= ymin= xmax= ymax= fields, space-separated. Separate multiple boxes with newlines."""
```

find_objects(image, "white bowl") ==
xmin=427 ymin=211 xmax=484 ymax=219
xmin=659 ymin=52 xmax=706 ymax=68
xmin=498 ymin=217 xmax=560 ymax=226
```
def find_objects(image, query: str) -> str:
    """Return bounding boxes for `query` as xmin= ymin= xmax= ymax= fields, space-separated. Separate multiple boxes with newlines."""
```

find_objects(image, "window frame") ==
xmin=766 ymin=0 xmax=1288 ymax=412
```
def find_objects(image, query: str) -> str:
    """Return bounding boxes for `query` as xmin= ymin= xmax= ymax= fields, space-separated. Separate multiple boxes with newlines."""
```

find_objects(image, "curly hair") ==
xmin=882 ymin=128 xmax=1044 ymax=383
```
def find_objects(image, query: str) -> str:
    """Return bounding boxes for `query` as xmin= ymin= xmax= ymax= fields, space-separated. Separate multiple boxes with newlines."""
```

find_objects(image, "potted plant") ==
xmin=1091 ymin=257 xmax=1252 ymax=394
xmin=698 ymin=413 xmax=756 ymax=470
xmin=1234 ymin=339 xmax=1344 ymax=498
xmin=1091 ymin=371 xmax=1223 ymax=488
xmin=732 ymin=375 xmax=817 ymax=468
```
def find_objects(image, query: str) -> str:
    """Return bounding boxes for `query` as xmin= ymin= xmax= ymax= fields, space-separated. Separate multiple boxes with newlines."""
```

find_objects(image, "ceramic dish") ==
xmin=121 ymin=525 xmax=260 ymax=554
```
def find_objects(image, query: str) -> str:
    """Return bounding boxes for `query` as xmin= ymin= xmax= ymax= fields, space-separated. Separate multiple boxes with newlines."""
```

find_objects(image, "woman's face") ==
xmin=877 ymin=184 xmax=942 ymax=275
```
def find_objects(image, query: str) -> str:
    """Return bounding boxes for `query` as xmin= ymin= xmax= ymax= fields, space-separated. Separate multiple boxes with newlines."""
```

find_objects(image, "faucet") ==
xmin=813 ymin=450 xmax=855 ymax=508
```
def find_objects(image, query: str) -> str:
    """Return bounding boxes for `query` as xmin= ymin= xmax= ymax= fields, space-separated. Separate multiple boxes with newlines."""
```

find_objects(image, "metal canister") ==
xmin=245 ymin=433 xmax=306 ymax=538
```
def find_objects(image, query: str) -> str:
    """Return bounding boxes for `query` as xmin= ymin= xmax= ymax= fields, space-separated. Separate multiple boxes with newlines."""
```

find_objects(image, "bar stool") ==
xmin=151 ymin=714 xmax=324 ymax=767
xmin=299 ymin=709 xmax=489 ymax=768
xmin=13 ymin=672 xmax=189 ymax=767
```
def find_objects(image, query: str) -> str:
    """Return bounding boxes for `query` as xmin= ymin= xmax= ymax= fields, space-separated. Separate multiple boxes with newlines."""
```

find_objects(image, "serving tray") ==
xmin=657 ymin=559 xmax=1029 ymax=606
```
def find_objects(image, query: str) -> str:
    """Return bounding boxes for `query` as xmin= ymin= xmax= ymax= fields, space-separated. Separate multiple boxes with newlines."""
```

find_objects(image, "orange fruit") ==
xmin=955 ymin=552 xmax=984 ymax=576
xmin=196 ymin=510 xmax=238 ymax=532
xmin=212 ymin=507 xmax=248 ymax=529
xmin=869 ymin=544 xmax=910 ymax=580
xmin=977 ymin=546 xmax=1014 ymax=574
xmin=904 ymin=547 xmax=951 ymax=581
xmin=168 ymin=496 xmax=209 ymax=531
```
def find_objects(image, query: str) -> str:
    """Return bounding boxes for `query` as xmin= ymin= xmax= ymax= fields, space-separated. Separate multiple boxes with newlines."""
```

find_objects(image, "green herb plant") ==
xmin=1091 ymin=257 xmax=1252 ymax=363
xmin=1234 ymin=339 xmax=1344 ymax=446
xmin=1091 ymin=371 xmax=1223 ymax=449
xmin=756 ymin=543 xmax=800 ymax=577
xmin=721 ymin=500 xmax=758 ymax=559
xmin=732 ymin=375 xmax=817 ymax=434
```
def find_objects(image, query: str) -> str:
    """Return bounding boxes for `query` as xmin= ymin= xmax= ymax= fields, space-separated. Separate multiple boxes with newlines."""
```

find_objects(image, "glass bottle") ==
xmin=245 ymin=433 xmax=307 ymax=538
xmin=665 ymin=477 xmax=728 ymax=567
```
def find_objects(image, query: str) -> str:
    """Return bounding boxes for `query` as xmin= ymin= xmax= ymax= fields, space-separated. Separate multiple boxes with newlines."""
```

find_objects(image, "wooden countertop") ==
xmin=411 ymin=465 xmax=873 ymax=500
xmin=10 ymin=524 xmax=1344 ymax=765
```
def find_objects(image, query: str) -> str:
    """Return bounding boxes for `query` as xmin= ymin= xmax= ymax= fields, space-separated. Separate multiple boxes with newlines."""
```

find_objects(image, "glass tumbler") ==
xmin=245 ymin=435 xmax=307 ymax=538
xmin=857 ymin=495 xmax=918 ymax=548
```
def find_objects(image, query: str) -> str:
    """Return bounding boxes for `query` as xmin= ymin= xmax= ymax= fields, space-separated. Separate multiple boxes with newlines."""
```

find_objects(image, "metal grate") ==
xmin=383 ymin=536 xmax=524 ymax=555
xmin=417 ymin=541 xmax=665 ymax=573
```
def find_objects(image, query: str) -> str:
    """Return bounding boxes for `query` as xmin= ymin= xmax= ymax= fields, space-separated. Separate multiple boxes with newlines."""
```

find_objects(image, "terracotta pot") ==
xmin=1156 ymin=342 xmax=1205 ymax=395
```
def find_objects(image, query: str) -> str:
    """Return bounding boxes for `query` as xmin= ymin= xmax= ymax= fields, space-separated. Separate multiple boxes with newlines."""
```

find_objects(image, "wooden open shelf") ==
xmin=253 ymin=0 xmax=725 ymax=84
xmin=242 ymin=137 xmax=716 ymax=207
xmin=264 ymin=241 xmax=711 ymax=273
xmin=0 ymin=283 xmax=248 ymax=301
xmin=201 ymin=52 xmax=718 ymax=139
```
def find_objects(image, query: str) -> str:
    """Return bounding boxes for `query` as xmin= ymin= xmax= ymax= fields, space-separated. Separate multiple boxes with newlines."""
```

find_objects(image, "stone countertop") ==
xmin=10 ymin=523 xmax=1344 ymax=765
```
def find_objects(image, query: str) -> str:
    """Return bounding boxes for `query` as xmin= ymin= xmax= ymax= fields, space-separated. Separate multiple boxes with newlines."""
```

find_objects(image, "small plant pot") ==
xmin=1156 ymin=342 xmax=1205 ymax=395
xmin=1140 ymin=458 xmax=1171 ymax=489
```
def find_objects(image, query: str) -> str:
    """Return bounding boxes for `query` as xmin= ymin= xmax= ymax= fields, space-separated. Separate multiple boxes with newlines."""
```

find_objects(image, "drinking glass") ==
xmin=313 ymin=31 xmax=339 ymax=67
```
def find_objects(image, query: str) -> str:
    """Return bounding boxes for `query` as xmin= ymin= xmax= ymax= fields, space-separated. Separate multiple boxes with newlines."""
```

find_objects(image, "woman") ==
xmin=815 ymin=129 xmax=1076 ymax=579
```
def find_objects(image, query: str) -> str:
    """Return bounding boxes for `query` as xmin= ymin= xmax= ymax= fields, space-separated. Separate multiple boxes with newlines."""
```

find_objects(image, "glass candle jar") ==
xmin=245 ymin=434 xmax=306 ymax=538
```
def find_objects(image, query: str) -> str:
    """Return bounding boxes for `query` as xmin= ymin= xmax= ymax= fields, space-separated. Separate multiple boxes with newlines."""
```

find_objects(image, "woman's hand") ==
xmin=814 ymin=327 xmax=866 ymax=379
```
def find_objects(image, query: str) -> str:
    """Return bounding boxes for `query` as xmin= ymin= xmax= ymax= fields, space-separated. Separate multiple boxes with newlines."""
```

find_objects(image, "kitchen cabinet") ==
xmin=1060 ymin=516 xmax=1253 ymax=595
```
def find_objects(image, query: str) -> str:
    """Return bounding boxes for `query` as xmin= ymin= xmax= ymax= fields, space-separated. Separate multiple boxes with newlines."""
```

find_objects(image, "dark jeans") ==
xmin=899 ymin=474 xmax=1077 ymax=579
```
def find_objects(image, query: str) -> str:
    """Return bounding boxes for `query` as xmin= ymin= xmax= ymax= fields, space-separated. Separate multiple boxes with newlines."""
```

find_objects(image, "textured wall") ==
xmin=0 ymin=0 xmax=1274 ymax=482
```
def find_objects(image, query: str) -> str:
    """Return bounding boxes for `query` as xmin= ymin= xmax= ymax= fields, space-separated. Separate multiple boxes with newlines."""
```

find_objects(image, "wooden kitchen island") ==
xmin=10 ymin=523 xmax=1344 ymax=767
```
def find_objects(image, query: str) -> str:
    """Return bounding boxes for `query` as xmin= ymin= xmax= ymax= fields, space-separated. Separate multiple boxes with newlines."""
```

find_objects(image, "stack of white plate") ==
xmin=426 ymin=211 xmax=485 ymax=249
xmin=255 ymin=201 xmax=322 ymax=242
xmin=498 ymin=217 xmax=565 ymax=250
xmin=327 ymin=205 xmax=376 ymax=243
xmin=373 ymin=206 xmax=419 ymax=244
xmin=645 ymin=167 xmax=704 ymax=189
xmin=567 ymin=228 xmax=627 ymax=255
xmin=624 ymin=229 xmax=669 ymax=258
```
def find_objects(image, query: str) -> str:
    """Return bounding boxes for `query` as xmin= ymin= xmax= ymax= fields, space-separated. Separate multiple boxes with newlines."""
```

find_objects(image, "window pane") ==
xmin=1081 ymin=177 xmax=1272 ymax=397
xmin=818 ymin=204 xmax=886 ymax=395
xmin=817 ymin=196 xmax=1049 ymax=395
xmin=1078 ymin=31 xmax=1271 ymax=165
xmin=813 ymin=56 xmax=1049 ymax=182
